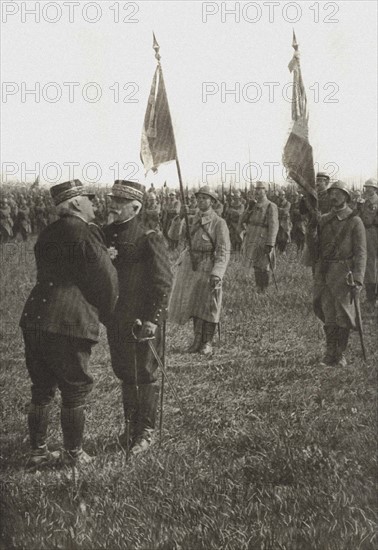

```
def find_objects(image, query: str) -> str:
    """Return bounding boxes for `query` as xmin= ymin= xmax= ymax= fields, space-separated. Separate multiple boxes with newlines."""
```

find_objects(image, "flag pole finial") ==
xmin=292 ymin=29 xmax=298 ymax=50
xmin=152 ymin=32 xmax=161 ymax=62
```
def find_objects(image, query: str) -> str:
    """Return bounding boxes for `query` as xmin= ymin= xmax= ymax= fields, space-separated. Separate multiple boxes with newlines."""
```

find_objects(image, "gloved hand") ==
xmin=265 ymin=244 xmax=273 ymax=255
xmin=209 ymin=275 xmax=221 ymax=290
xmin=139 ymin=321 xmax=157 ymax=340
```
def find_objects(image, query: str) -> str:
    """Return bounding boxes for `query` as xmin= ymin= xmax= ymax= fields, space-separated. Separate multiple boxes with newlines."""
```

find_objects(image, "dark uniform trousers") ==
xmin=23 ymin=329 xmax=93 ymax=408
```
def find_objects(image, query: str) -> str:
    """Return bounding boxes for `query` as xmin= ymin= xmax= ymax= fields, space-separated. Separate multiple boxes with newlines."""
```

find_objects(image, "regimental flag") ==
xmin=283 ymin=32 xmax=317 ymax=210
xmin=140 ymin=37 xmax=177 ymax=174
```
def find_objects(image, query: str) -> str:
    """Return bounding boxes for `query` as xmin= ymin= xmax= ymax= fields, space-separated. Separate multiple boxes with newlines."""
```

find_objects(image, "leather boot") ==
xmin=199 ymin=321 xmax=216 ymax=356
xmin=118 ymin=384 xmax=139 ymax=450
xmin=335 ymin=327 xmax=350 ymax=367
xmin=131 ymin=383 xmax=159 ymax=456
xmin=319 ymin=324 xmax=338 ymax=366
xmin=26 ymin=404 xmax=56 ymax=468
xmin=187 ymin=317 xmax=203 ymax=353
xmin=255 ymin=270 xmax=269 ymax=292
xmin=60 ymin=406 xmax=93 ymax=465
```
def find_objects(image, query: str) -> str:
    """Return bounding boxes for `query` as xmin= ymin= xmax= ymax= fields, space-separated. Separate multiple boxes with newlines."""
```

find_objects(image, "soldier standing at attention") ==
xmin=313 ymin=181 xmax=367 ymax=367
xmin=20 ymin=180 xmax=118 ymax=467
xmin=168 ymin=186 xmax=230 ymax=357
xmin=240 ymin=181 xmax=279 ymax=292
xmin=104 ymin=180 xmax=172 ymax=455
xmin=359 ymin=178 xmax=378 ymax=313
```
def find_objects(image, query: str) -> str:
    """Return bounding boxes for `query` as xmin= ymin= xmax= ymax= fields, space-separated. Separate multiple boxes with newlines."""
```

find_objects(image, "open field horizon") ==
xmin=0 ymin=239 xmax=377 ymax=550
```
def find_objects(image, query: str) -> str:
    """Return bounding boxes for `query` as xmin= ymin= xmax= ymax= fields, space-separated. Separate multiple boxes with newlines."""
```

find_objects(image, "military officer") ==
xmin=313 ymin=181 xmax=367 ymax=367
xmin=104 ymin=180 xmax=172 ymax=455
xmin=359 ymin=178 xmax=378 ymax=311
xmin=240 ymin=181 xmax=279 ymax=292
xmin=20 ymin=180 xmax=119 ymax=467
xmin=168 ymin=186 xmax=231 ymax=357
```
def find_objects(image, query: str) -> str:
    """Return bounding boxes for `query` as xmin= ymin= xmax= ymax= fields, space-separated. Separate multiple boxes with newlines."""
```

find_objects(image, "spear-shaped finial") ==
xmin=153 ymin=32 xmax=161 ymax=62
xmin=292 ymin=29 xmax=298 ymax=50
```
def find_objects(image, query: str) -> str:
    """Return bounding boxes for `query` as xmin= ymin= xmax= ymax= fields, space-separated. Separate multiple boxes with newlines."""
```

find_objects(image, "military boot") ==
xmin=187 ymin=317 xmax=203 ymax=353
xmin=335 ymin=327 xmax=350 ymax=367
xmin=60 ymin=406 xmax=93 ymax=465
xmin=26 ymin=403 xmax=57 ymax=468
xmin=199 ymin=321 xmax=216 ymax=357
xmin=319 ymin=324 xmax=338 ymax=366
xmin=255 ymin=270 xmax=269 ymax=292
xmin=118 ymin=384 xmax=139 ymax=450
xmin=131 ymin=383 xmax=159 ymax=456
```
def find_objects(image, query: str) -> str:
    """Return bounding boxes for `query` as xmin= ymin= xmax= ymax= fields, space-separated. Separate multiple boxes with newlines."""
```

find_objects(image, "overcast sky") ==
xmin=1 ymin=0 xmax=377 ymax=189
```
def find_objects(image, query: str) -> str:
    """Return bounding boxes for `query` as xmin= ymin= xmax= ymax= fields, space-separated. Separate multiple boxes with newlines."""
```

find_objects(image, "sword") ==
xmin=346 ymin=271 xmax=367 ymax=361
xmin=132 ymin=320 xmax=185 ymax=416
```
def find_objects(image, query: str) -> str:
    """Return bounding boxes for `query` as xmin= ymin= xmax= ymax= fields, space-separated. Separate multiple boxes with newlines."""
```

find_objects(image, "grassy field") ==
xmin=0 ymin=239 xmax=377 ymax=550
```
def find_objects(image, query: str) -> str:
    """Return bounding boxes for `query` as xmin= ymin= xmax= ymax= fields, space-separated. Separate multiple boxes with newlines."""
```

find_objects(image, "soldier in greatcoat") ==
xmin=162 ymin=192 xmax=181 ymax=248
xmin=168 ymin=186 xmax=230 ymax=357
xmin=359 ymin=178 xmax=378 ymax=311
xmin=276 ymin=189 xmax=292 ymax=253
xmin=104 ymin=181 xmax=172 ymax=455
xmin=240 ymin=181 xmax=279 ymax=292
xmin=225 ymin=191 xmax=245 ymax=253
xmin=13 ymin=198 xmax=32 ymax=241
xmin=313 ymin=181 xmax=367 ymax=367
xmin=20 ymin=180 xmax=118 ymax=467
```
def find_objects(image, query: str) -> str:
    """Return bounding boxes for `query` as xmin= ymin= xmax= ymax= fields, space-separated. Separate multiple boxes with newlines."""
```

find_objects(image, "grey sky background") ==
xmin=1 ymin=0 xmax=377 ymax=188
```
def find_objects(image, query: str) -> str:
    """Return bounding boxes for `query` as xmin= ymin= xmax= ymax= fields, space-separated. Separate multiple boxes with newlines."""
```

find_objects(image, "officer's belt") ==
xmin=250 ymin=222 xmax=268 ymax=227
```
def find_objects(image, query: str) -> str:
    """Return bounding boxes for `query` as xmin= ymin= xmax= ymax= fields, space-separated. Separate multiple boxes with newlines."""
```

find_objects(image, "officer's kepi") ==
xmin=107 ymin=180 xmax=146 ymax=202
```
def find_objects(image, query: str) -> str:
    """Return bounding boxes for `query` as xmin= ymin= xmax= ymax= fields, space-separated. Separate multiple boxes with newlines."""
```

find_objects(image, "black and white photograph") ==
xmin=1 ymin=1 xmax=377 ymax=548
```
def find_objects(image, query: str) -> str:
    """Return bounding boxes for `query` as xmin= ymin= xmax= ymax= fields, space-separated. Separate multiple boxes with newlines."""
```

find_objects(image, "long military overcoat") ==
xmin=313 ymin=206 xmax=367 ymax=329
xmin=168 ymin=209 xmax=230 ymax=324
xmin=240 ymin=198 xmax=279 ymax=270
xmin=359 ymin=194 xmax=378 ymax=285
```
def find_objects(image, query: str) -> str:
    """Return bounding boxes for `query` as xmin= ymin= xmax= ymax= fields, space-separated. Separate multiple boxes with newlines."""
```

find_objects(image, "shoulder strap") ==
xmin=200 ymin=224 xmax=216 ymax=252
xmin=322 ymin=211 xmax=357 ymax=259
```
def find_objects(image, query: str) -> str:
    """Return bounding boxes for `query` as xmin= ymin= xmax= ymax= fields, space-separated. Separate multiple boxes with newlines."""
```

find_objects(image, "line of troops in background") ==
xmin=0 ymin=177 xmax=372 ymax=245
xmin=1 ymin=175 xmax=377 ymax=308
xmin=0 ymin=176 xmax=378 ymax=284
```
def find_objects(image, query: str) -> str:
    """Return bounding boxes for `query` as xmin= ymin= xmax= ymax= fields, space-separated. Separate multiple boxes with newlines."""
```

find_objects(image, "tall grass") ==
xmin=1 ymin=240 xmax=377 ymax=549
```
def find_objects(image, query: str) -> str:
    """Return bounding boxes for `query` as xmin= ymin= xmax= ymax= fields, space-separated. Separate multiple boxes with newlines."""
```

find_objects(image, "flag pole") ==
xmin=152 ymin=34 xmax=196 ymax=270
